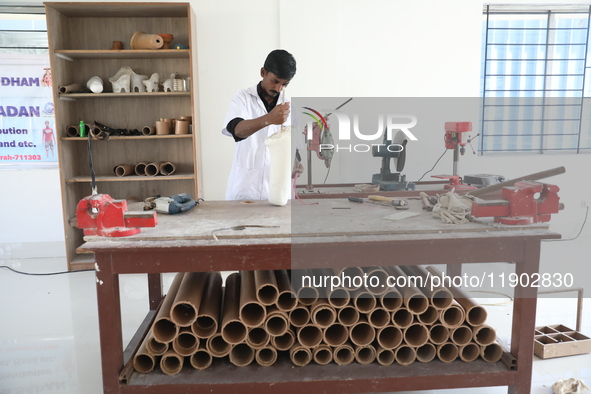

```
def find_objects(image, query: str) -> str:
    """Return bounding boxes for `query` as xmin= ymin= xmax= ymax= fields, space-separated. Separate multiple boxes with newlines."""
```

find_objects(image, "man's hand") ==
xmin=266 ymin=102 xmax=290 ymax=125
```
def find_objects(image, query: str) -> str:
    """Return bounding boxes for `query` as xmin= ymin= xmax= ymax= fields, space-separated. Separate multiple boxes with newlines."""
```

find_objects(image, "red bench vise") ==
xmin=470 ymin=181 xmax=562 ymax=225
xmin=77 ymin=194 xmax=158 ymax=237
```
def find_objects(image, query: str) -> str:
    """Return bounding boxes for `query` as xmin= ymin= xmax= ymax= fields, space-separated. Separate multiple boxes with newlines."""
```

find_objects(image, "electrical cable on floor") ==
xmin=416 ymin=147 xmax=448 ymax=182
xmin=543 ymin=205 xmax=588 ymax=242
xmin=0 ymin=265 xmax=94 ymax=276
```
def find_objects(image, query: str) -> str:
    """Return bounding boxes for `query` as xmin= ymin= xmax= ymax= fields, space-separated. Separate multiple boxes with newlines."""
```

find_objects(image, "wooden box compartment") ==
xmin=534 ymin=325 xmax=591 ymax=359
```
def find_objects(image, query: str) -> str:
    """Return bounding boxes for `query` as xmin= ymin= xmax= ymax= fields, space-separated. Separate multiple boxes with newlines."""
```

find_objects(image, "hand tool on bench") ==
xmin=348 ymin=196 xmax=409 ymax=209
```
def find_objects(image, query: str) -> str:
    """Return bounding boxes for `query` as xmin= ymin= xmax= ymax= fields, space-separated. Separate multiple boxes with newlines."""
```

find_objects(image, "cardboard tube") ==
xmin=246 ymin=326 xmax=270 ymax=349
xmin=349 ymin=316 xmax=375 ymax=347
xmin=265 ymin=306 xmax=289 ymax=337
xmin=172 ymin=327 xmax=199 ymax=356
xmin=156 ymin=120 xmax=170 ymax=135
xmin=451 ymin=325 xmax=473 ymax=346
xmin=459 ymin=343 xmax=480 ymax=362
xmin=384 ymin=266 xmax=429 ymax=315
xmin=239 ymin=270 xmax=266 ymax=327
xmin=160 ymin=349 xmax=184 ymax=375
xmin=113 ymin=164 xmax=136 ymax=177
xmin=221 ymin=272 xmax=247 ymax=344
xmin=270 ymin=329 xmax=295 ymax=351
xmin=327 ymin=287 xmax=350 ymax=309
xmin=159 ymin=161 xmax=176 ymax=176
xmin=323 ymin=322 xmax=348 ymax=347
xmin=426 ymin=266 xmax=488 ymax=326
xmin=66 ymin=125 xmax=79 ymax=137
xmin=368 ymin=307 xmax=390 ymax=328
xmin=395 ymin=345 xmax=416 ymax=366
xmin=135 ymin=161 xmax=148 ymax=176
xmin=146 ymin=333 xmax=168 ymax=356
xmin=229 ymin=343 xmax=255 ymax=367
xmin=416 ymin=343 xmax=437 ymax=363
xmin=171 ymin=272 xmax=209 ymax=327
xmin=376 ymin=345 xmax=395 ymax=366
xmin=254 ymin=270 xmax=279 ymax=306
xmin=355 ymin=345 xmax=376 ymax=365
xmin=338 ymin=304 xmax=359 ymax=326
xmin=255 ymin=346 xmax=277 ymax=367
xmin=391 ymin=307 xmax=414 ymax=329
xmin=481 ymin=342 xmax=503 ymax=362
xmin=352 ymin=289 xmax=376 ymax=313
xmin=333 ymin=343 xmax=355 ymax=365
xmin=297 ymin=325 xmax=322 ymax=348
xmin=439 ymin=302 xmax=466 ymax=329
xmin=429 ymin=324 xmax=450 ymax=345
xmin=275 ymin=269 xmax=297 ymax=312
xmin=377 ymin=326 xmax=403 ymax=349
xmin=142 ymin=126 xmax=156 ymax=135
xmin=401 ymin=265 xmax=453 ymax=310
xmin=174 ymin=119 xmax=190 ymax=135
xmin=133 ymin=337 xmax=156 ymax=373
xmin=311 ymin=299 xmax=336 ymax=328
xmin=331 ymin=266 xmax=364 ymax=291
xmin=293 ymin=269 xmax=319 ymax=305
xmin=437 ymin=342 xmax=459 ymax=363
xmin=289 ymin=305 xmax=310 ymax=327
xmin=290 ymin=344 xmax=312 ymax=367
xmin=379 ymin=288 xmax=403 ymax=312
xmin=363 ymin=267 xmax=390 ymax=296
xmin=313 ymin=345 xmax=333 ymax=365
xmin=206 ymin=333 xmax=232 ymax=358
xmin=192 ymin=272 xmax=222 ymax=338
xmin=153 ymin=272 xmax=184 ymax=343
xmin=473 ymin=325 xmax=497 ymax=346
xmin=190 ymin=342 xmax=212 ymax=369
xmin=145 ymin=161 xmax=165 ymax=177
xmin=90 ymin=124 xmax=104 ymax=139
xmin=418 ymin=305 xmax=439 ymax=325
xmin=58 ymin=82 xmax=83 ymax=94
xmin=404 ymin=323 xmax=429 ymax=347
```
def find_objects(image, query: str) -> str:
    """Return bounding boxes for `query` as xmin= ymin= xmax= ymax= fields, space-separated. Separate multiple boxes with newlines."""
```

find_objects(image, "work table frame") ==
xmin=81 ymin=200 xmax=560 ymax=394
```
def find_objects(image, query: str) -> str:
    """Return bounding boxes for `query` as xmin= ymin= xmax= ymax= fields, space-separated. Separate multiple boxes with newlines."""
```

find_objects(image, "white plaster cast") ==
xmin=142 ymin=73 xmax=160 ymax=92
xmin=86 ymin=76 xmax=103 ymax=93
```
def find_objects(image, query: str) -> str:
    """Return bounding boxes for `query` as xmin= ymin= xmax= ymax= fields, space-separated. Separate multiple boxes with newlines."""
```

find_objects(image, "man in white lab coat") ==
xmin=222 ymin=49 xmax=296 ymax=200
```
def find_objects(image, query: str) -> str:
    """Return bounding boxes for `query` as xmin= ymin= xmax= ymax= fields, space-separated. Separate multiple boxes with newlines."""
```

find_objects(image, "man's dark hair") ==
xmin=264 ymin=49 xmax=296 ymax=80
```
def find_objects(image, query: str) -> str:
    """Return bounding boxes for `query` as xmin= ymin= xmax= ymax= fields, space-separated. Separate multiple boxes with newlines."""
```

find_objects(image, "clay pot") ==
xmin=130 ymin=31 xmax=164 ymax=50
xmin=111 ymin=41 xmax=123 ymax=50
xmin=159 ymin=34 xmax=174 ymax=49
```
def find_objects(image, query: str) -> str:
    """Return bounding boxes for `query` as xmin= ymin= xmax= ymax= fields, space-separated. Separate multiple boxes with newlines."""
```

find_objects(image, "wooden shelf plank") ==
xmin=65 ymin=173 xmax=195 ymax=183
xmin=56 ymin=49 xmax=190 ymax=60
xmin=59 ymin=91 xmax=191 ymax=99
xmin=45 ymin=3 xmax=189 ymax=18
xmin=61 ymin=134 xmax=193 ymax=141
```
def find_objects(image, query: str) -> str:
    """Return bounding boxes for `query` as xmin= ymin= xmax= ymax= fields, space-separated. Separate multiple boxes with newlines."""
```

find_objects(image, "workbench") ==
xmin=80 ymin=198 xmax=560 ymax=394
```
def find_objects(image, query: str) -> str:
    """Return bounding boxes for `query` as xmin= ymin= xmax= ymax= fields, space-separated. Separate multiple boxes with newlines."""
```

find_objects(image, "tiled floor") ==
xmin=0 ymin=258 xmax=590 ymax=394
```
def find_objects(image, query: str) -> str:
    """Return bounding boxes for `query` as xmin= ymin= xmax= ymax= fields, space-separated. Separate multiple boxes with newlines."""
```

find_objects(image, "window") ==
xmin=0 ymin=5 xmax=47 ymax=54
xmin=481 ymin=5 xmax=591 ymax=154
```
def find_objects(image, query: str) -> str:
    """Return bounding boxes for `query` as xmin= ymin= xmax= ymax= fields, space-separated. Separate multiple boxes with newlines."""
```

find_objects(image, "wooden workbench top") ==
xmin=79 ymin=198 xmax=560 ymax=252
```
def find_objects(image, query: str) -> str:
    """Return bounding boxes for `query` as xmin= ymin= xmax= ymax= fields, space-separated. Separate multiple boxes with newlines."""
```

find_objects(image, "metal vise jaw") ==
xmin=76 ymin=194 xmax=157 ymax=237
xmin=470 ymin=181 xmax=561 ymax=225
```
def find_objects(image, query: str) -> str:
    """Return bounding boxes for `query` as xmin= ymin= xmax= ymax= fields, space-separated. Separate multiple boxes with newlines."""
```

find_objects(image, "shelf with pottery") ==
xmin=58 ymin=91 xmax=190 ymax=100
xmin=55 ymin=49 xmax=190 ymax=60
xmin=65 ymin=173 xmax=195 ymax=183
xmin=61 ymin=134 xmax=192 ymax=141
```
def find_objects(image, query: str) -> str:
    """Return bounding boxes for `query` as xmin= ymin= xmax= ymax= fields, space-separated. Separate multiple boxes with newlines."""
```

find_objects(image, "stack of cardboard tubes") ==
xmin=133 ymin=266 xmax=504 ymax=375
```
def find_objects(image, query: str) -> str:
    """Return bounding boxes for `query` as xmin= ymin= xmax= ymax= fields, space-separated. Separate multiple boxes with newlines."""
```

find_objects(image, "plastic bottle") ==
xmin=79 ymin=120 xmax=86 ymax=137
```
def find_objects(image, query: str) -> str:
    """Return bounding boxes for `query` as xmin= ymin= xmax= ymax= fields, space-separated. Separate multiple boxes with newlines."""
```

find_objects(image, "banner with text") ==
xmin=0 ymin=53 xmax=56 ymax=166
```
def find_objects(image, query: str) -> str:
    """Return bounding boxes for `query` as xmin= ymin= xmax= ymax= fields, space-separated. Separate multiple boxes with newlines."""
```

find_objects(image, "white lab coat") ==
xmin=222 ymin=84 xmax=290 ymax=201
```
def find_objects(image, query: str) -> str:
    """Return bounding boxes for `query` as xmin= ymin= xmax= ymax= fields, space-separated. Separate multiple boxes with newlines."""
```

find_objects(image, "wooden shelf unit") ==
xmin=45 ymin=2 xmax=197 ymax=271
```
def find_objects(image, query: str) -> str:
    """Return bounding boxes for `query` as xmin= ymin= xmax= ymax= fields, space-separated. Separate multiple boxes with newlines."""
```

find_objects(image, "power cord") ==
xmin=417 ymin=147 xmax=448 ymax=182
xmin=543 ymin=205 xmax=588 ymax=242
xmin=0 ymin=266 xmax=94 ymax=276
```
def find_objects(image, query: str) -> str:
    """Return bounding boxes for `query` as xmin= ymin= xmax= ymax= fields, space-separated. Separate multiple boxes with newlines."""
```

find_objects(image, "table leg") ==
xmin=95 ymin=253 xmax=123 ymax=394
xmin=508 ymin=240 xmax=540 ymax=394
xmin=148 ymin=273 xmax=162 ymax=310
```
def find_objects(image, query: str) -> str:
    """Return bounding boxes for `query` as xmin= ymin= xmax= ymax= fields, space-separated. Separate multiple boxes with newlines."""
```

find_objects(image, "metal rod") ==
xmin=465 ymin=166 xmax=566 ymax=197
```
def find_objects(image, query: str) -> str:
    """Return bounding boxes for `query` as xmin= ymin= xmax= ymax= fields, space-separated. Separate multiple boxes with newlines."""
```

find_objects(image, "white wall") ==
xmin=1 ymin=0 xmax=589 ymax=270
